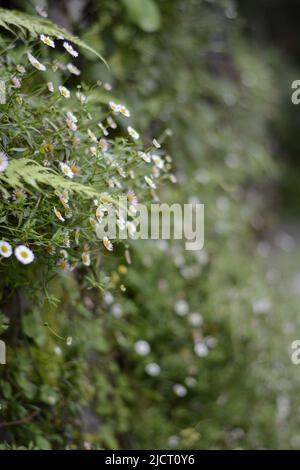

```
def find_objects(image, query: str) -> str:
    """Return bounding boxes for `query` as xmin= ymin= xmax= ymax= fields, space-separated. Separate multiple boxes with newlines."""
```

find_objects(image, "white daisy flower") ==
xmin=66 ymin=111 xmax=77 ymax=123
xmin=145 ymin=362 xmax=161 ymax=377
xmin=11 ymin=76 xmax=21 ymax=88
xmin=27 ymin=52 xmax=46 ymax=71
xmin=152 ymin=154 xmax=164 ymax=169
xmin=82 ymin=251 xmax=91 ymax=266
xmin=144 ymin=175 xmax=156 ymax=189
xmin=59 ymin=162 xmax=73 ymax=178
xmin=58 ymin=85 xmax=70 ymax=98
xmin=0 ymin=152 xmax=9 ymax=172
xmin=47 ymin=81 xmax=54 ymax=92
xmin=134 ymin=340 xmax=150 ymax=356
xmin=119 ymin=105 xmax=130 ymax=117
xmin=109 ymin=101 xmax=121 ymax=114
xmin=12 ymin=189 xmax=26 ymax=201
xmin=16 ymin=64 xmax=26 ymax=74
xmin=152 ymin=138 xmax=161 ymax=148
xmin=66 ymin=63 xmax=81 ymax=76
xmin=57 ymin=258 xmax=70 ymax=272
xmin=103 ymin=236 xmax=113 ymax=251
xmin=15 ymin=245 xmax=35 ymax=265
xmin=63 ymin=41 xmax=78 ymax=57
xmin=66 ymin=118 xmax=77 ymax=131
xmin=0 ymin=240 xmax=12 ymax=258
xmin=138 ymin=151 xmax=151 ymax=163
xmin=99 ymin=138 xmax=109 ymax=153
xmin=54 ymin=207 xmax=65 ymax=222
xmin=127 ymin=126 xmax=140 ymax=140
xmin=127 ymin=189 xmax=137 ymax=206
xmin=40 ymin=34 xmax=55 ymax=48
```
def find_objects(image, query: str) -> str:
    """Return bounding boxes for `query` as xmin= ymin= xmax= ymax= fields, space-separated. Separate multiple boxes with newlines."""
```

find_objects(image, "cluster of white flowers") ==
xmin=2 ymin=30 xmax=169 ymax=274
xmin=0 ymin=241 xmax=34 ymax=264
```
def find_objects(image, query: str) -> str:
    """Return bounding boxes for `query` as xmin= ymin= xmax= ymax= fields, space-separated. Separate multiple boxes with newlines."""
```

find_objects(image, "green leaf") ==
xmin=121 ymin=0 xmax=161 ymax=32
xmin=0 ymin=8 xmax=107 ymax=66
xmin=0 ymin=158 xmax=101 ymax=199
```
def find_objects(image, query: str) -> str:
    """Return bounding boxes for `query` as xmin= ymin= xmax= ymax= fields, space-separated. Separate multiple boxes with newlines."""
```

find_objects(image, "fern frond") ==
xmin=0 ymin=8 xmax=107 ymax=65
xmin=0 ymin=158 xmax=100 ymax=199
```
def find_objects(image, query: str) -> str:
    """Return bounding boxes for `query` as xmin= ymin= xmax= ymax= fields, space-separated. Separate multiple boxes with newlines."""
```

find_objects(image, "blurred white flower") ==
xmin=205 ymin=336 xmax=218 ymax=348
xmin=11 ymin=76 xmax=21 ymax=88
xmin=134 ymin=340 xmax=151 ymax=356
xmin=144 ymin=176 xmax=156 ymax=189
xmin=145 ymin=362 xmax=161 ymax=377
xmin=173 ymin=384 xmax=187 ymax=397
xmin=188 ymin=312 xmax=203 ymax=327
xmin=194 ymin=342 xmax=208 ymax=357
xmin=103 ymin=236 xmax=113 ymax=251
xmin=67 ymin=63 xmax=81 ymax=76
xmin=185 ymin=376 xmax=197 ymax=387
xmin=58 ymin=85 xmax=71 ymax=98
xmin=128 ymin=126 xmax=140 ymax=140
xmin=111 ymin=304 xmax=123 ymax=318
xmin=63 ymin=41 xmax=78 ymax=57
xmin=27 ymin=52 xmax=46 ymax=71
xmin=47 ymin=81 xmax=54 ymax=92
xmin=138 ymin=151 xmax=151 ymax=163
xmin=104 ymin=292 xmax=114 ymax=305
xmin=152 ymin=154 xmax=164 ymax=169
xmin=174 ymin=299 xmax=189 ymax=316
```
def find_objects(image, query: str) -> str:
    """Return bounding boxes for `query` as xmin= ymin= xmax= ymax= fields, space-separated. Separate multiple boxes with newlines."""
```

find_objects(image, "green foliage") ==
xmin=0 ymin=158 xmax=99 ymax=198
xmin=0 ymin=0 xmax=298 ymax=451
xmin=0 ymin=8 xmax=106 ymax=63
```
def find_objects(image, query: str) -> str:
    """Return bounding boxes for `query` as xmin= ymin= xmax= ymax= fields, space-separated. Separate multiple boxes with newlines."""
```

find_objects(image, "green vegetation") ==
xmin=0 ymin=0 xmax=299 ymax=450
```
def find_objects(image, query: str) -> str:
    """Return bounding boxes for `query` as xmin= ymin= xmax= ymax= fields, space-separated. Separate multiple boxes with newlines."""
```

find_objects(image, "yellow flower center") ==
xmin=1 ymin=246 xmax=8 ymax=253
xmin=21 ymin=250 xmax=28 ymax=259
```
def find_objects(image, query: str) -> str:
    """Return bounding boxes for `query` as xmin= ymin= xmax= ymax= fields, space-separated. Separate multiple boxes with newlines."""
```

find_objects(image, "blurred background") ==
xmin=1 ymin=0 xmax=300 ymax=450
